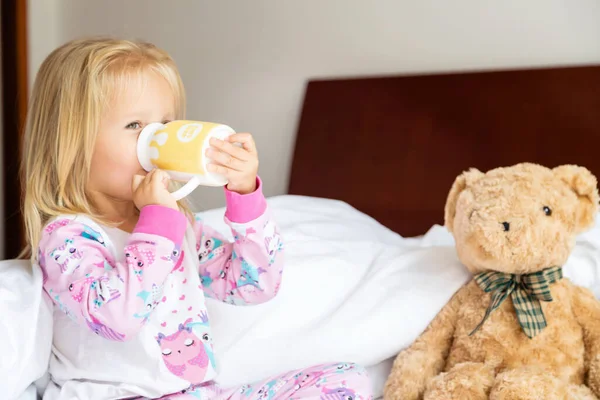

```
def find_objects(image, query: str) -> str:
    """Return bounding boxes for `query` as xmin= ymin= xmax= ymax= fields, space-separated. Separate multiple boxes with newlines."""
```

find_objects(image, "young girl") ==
xmin=23 ymin=38 xmax=372 ymax=400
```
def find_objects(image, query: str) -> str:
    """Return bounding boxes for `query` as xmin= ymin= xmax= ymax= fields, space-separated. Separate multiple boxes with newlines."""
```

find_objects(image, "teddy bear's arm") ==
xmin=383 ymin=287 xmax=463 ymax=400
xmin=572 ymin=285 xmax=600 ymax=396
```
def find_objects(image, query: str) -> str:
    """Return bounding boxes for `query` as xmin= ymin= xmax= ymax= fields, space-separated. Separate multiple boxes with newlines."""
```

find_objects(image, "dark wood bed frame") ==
xmin=288 ymin=65 xmax=600 ymax=237
xmin=1 ymin=0 xmax=27 ymax=259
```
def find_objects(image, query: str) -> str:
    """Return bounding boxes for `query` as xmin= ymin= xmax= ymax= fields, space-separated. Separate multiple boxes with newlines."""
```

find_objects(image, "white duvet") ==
xmin=3 ymin=195 xmax=600 ymax=399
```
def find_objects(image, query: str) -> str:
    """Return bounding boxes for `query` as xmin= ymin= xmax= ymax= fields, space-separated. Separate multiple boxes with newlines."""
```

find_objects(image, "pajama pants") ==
xmin=159 ymin=362 xmax=373 ymax=400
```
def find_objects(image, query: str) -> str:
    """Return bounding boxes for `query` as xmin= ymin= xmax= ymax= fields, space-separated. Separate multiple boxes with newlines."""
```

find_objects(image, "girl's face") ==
xmin=88 ymin=70 xmax=175 ymax=206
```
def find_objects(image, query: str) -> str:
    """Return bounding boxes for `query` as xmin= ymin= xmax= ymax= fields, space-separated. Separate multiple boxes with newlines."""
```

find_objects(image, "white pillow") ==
xmin=0 ymin=260 xmax=53 ymax=400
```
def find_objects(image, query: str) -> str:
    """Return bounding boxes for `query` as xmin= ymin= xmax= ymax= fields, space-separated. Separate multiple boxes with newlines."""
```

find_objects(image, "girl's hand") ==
xmin=206 ymin=133 xmax=259 ymax=194
xmin=132 ymin=169 xmax=179 ymax=211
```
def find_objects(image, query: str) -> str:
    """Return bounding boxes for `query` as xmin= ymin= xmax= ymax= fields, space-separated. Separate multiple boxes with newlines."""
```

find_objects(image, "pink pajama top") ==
xmin=38 ymin=178 xmax=284 ymax=399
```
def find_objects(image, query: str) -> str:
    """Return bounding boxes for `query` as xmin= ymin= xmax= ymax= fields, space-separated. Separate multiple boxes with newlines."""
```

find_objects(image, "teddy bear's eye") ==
xmin=543 ymin=206 xmax=552 ymax=216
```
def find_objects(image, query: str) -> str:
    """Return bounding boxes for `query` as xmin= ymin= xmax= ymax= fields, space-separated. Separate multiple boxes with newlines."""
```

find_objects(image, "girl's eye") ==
xmin=125 ymin=121 xmax=142 ymax=130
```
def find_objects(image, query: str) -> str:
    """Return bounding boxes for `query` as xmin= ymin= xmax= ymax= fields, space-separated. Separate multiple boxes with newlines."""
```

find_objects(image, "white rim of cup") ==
xmin=137 ymin=122 xmax=166 ymax=172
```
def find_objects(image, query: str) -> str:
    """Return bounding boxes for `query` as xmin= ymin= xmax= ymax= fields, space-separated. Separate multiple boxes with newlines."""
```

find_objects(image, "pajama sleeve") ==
xmin=38 ymin=206 xmax=187 ymax=341
xmin=194 ymin=177 xmax=284 ymax=305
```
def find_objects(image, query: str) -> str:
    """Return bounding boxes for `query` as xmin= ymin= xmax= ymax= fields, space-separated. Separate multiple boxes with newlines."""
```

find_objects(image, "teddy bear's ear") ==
xmin=553 ymin=165 xmax=600 ymax=232
xmin=444 ymin=168 xmax=484 ymax=233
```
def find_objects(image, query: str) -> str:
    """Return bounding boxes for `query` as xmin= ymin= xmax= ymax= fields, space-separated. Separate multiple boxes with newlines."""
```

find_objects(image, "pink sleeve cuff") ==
xmin=134 ymin=205 xmax=187 ymax=245
xmin=224 ymin=176 xmax=267 ymax=223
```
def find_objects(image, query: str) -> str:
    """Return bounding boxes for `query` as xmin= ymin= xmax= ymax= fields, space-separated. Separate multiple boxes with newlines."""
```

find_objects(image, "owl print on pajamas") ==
xmin=80 ymin=225 xmax=105 ymax=246
xmin=94 ymin=275 xmax=123 ymax=307
xmin=50 ymin=238 xmax=83 ymax=275
xmin=156 ymin=318 xmax=212 ymax=384
xmin=320 ymin=385 xmax=357 ymax=400
xmin=134 ymin=283 xmax=163 ymax=321
xmin=255 ymin=378 xmax=288 ymax=400
xmin=237 ymin=257 xmax=265 ymax=289
xmin=184 ymin=313 xmax=216 ymax=370
xmin=67 ymin=275 xmax=95 ymax=303
xmin=125 ymin=245 xmax=157 ymax=281
xmin=197 ymin=237 xmax=224 ymax=264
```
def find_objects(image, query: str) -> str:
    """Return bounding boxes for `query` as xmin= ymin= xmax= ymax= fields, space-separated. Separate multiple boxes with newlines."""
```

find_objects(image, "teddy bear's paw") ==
xmin=382 ymin=384 xmax=420 ymax=400
xmin=587 ymin=354 xmax=600 ymax=397
xmin=383 ymin=372 xmax=423 ymax=400
xmin=423 ymin=362 xmax=494 ymax=400
xmin=489 ymin=367 xmax=577 ymax=400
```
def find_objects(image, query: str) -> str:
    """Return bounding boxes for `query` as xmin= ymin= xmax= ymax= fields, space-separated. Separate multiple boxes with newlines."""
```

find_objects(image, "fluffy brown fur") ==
xmin=384 ymin=163 xmax=600 ymax=400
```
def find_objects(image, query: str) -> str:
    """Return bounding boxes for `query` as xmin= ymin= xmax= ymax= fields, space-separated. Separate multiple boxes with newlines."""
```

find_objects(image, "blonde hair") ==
xmin=22 ymin=37 xmax=190 ymax=259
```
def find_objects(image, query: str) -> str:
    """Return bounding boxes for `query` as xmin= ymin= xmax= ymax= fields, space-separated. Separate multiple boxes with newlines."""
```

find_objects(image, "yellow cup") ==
xmin=137 ymin=120 xmax=235 ymax=200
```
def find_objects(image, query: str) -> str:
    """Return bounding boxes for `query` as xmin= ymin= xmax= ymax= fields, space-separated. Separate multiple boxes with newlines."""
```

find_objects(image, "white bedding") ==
xmin=0 ymin=259 xmax=53 ymax=400
xmin=3 ymin=195 xmax=600 ymax=399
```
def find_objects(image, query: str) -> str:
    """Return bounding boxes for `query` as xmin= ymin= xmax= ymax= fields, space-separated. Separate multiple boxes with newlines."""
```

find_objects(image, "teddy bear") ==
xmin=384 ymin=163 xmax=600 ymax=400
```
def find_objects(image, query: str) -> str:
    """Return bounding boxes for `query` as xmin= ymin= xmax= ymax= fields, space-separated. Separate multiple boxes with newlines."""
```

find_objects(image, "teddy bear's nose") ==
xmin=502 ymin=221 xmax=510 ymax=232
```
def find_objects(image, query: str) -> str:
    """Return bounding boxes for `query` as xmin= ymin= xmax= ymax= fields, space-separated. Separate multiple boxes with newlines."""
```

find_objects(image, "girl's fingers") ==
xmin=227 ymin=133 xmax=256 ymax=154
xmin=132 ymin=175 xmax=144 ymax=192
xmin=209 ymin=137 xmax=247 ymax=160
xmin=206 ymin=163 xmax=233 ymax=177
xmin=149 ymin=169 xmax=164 ymax=185
xmin=209 ymin=134 xmax=254 ymax=160
xmin=206 ymin=148 xmax=244 ymax=171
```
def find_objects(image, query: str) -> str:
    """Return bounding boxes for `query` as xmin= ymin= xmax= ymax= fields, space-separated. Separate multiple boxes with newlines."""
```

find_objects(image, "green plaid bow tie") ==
xmin=470 ymin=266 xmax=563 ymax=339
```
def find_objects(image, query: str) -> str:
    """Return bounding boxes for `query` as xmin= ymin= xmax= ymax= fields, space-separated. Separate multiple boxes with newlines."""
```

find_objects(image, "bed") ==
xmin=5 ymin=65 xmax=600 ymax=400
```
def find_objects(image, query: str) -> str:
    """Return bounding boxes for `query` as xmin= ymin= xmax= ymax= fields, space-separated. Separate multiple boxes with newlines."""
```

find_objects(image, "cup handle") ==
xmin=170 ymin=176 xmax=202 ymax=201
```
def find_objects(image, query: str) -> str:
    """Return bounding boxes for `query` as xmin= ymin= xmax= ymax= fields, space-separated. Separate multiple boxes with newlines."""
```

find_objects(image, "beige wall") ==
xmin=29 ymin=0 xmax=600 ymax=210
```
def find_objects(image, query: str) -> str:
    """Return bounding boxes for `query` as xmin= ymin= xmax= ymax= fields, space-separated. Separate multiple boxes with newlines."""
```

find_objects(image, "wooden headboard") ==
xmin=288 ymin=65 xmax=600 ymax=237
